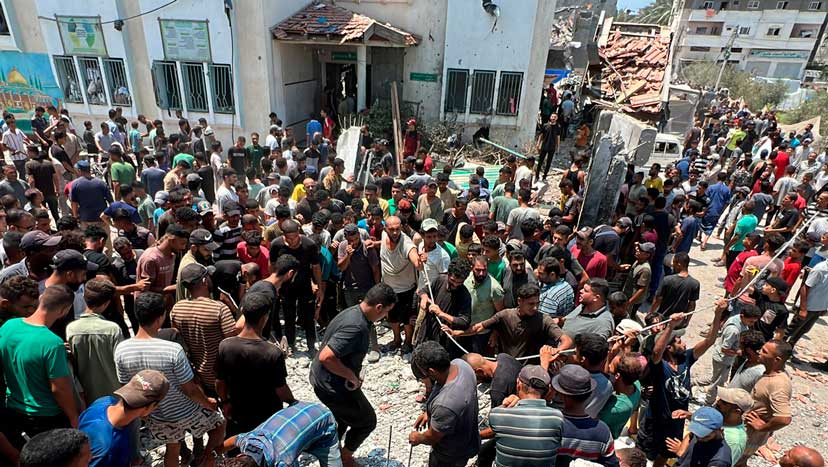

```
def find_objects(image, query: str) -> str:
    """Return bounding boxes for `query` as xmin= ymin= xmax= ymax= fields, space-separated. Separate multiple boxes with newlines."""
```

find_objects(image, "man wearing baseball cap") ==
xmin=78 ymin=370 xmax=169 ymax=467
xmin=716 ymin=387 xmax=754 ymax=465
xmin=666 ymin=406 xmax=731 ymax=467
xmin=45 ymin=249 xmax=100 ymax=339
xmin=487 ymin=365 xmax=563 ymax=467
xmin=0 ymin=230 xmax=61 ymax=285
xmin=552 ymin=364 xmax=617 ymax=467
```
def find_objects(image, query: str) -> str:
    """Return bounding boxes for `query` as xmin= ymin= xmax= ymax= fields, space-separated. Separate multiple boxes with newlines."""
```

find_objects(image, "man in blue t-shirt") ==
xmin=78 ymin=370 xmax=169 ymax=467
xmin=70 ymin=160 xmax=113 ymax=223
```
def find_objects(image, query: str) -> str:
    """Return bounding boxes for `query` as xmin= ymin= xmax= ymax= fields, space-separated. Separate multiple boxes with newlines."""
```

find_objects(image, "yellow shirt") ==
xmin=644 ymin=177 xmax=663 ymax=191
xmin=291 ymin=184 xmax=306 ymax=202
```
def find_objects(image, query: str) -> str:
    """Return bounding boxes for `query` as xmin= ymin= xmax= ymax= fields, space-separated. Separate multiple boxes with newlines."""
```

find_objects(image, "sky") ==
xmin=617 ymin=0 xmax=654 ymax=13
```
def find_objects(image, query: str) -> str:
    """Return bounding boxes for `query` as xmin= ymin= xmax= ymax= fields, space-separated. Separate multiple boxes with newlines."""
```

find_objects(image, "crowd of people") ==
xmin=0 ymin=95 xmax=825 ymax=467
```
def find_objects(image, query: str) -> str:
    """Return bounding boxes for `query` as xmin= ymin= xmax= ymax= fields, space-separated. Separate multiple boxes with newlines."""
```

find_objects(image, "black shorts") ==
xmin=637 ymin=410 xmax=684 ymax=460
xmin=387 ymin=287 xmax=416 ymax=325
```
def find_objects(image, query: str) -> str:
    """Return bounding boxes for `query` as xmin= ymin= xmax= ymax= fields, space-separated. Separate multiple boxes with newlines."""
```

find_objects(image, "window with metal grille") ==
xmin=776 ymin=0 xmax=787 ymax=8
xmin=181 ymin=62 xmax=208 ymax=112
xmin=739 ymin=26 xmax=751 ymax=35
xmin=470 ymin=70 xmax=496 ymax=114
xmin=0 ymin=2 xmax=10 ymax=36
xmin=809 ymin=1 xmax=822 ymax=9
xmin=747 ymin=0 xmax=760 ymax=7
xmin=496 ymin=72 xmax=522 ymax=116
xmin=151 ymin=60 xmax=182 ymax=110
xmin=77 ymin=57 xmax=107 ymax=105
xmin=209 ymin=64 xmax=234 ymax=114
xmin=444 ymin=69 xmax=468 ymax=113
xmin=53 ymin=56 xmax=84 ymax=104
xmin=103 ymin=58 xmax=131 ymax=107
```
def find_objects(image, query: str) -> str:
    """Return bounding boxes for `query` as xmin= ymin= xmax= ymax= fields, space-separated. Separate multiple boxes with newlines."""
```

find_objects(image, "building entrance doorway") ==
xmin=324 ymin=62 xmax=371 ymax=117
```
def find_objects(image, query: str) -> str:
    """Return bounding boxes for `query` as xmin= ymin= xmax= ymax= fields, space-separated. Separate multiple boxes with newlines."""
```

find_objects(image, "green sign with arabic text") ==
xmin=410 ymin=72 xmax=438 ymax=83
xmin=56 ymin=16 xmax=108 ymax=57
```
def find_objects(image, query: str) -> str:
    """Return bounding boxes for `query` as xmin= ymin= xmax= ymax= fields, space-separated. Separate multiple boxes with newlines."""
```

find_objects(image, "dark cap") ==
xmin=52 ymin=249 xmax=99 ymax=273
xmin=765 ymin=276 xmax=789 ymax=294
xmin=551 ymin=364 xmax=596 ymax=396
xmin=196 ymin=201 xmax=213 ymax=216
xmin=185 ymin=173 xmax=202 ymax=183
xmin=20 ymin=231 xmax=61 ymax=251
xmin=638 ymin=242 xmax=655 ymax=254
xmin=189 ymin=229 xmax=220 ymax=251
xmin=179 ymin=263 xmax=215 ymax=286
xmin=114 ymin=370 xmax=170 ymax=408
xmin=616 ymin=217 xmax=633 ymax=230
xmin=575 ymin=226 xmax=594 ymax=240
xmin=343 ymin=224 xmax=359 ymax=236
xmin=518 ymin=365 xmax=551 ymax=391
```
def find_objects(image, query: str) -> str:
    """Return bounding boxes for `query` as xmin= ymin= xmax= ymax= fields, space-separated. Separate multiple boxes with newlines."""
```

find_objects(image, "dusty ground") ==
xmin=143 ymin=145 xmax=828 ymax=466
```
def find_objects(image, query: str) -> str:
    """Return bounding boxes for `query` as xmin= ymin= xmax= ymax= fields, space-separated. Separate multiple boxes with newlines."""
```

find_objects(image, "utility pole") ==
xmin=715 ymin=31 xmax=739 ymax=90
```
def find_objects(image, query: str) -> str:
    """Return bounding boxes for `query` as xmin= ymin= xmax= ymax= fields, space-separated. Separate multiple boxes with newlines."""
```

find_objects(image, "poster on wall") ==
xmin=159 ymin=19 xmax=212 ymax=62
xmin=56 ymin=16 xmax=108 ymax=57
xmin=0 ymin=51 xmax=63 ymax=132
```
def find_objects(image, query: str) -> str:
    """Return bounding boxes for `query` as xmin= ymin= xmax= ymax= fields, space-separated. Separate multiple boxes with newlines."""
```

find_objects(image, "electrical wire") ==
xmin=38 ymin=0 xmax=179 ymax=25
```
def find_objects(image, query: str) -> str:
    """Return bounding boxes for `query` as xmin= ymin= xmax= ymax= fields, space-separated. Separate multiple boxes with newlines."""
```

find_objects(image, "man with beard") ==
xmin=270 ymin=220 xmax=323 ymax=354
xmin=0 ymin=230 xmax=61 ymax=285
xmin=380 ymin=216 xmax=421 ymax=355
xmin=467 ymin=284 xmax=572 ymax=359
xmin=500 ymin=251 xmax=537 ymax=308
xmin=637 ymin=301 xmax=724 ymax=467
xmin=177 ymin=229 xmax=220 ymax=301
xmin=461 ymin=255 xmax=505 ymax=353
xmin=414 ymin=257 xmax=472 ymax=358
xmin=338 ymin=223 xmax=381 ymax=362
xmin=43 ymin=250 xmax=100 ymax=340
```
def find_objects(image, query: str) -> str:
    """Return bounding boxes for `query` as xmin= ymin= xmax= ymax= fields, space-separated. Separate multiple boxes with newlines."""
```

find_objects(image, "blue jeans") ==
xmin=305 ymin=430 xmax=342 ymax=467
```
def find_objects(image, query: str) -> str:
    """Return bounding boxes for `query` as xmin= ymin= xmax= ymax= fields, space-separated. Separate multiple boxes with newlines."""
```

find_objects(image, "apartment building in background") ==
xmin=673 ymin=0 xmax=828 ymax=79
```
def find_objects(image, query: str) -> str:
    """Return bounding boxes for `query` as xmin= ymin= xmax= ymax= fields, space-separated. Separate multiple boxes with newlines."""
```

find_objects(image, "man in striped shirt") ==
xmin=553 ymin=364 xmax=619 ymax=467
xmin=487 ymin=365 xmax=564 ymax=467
xmin=170 ymin=263 xmax=241 ymax=393
xmin=1 ymin=115 xmax=32 ymax=179
xmin=215 ymin=202 xmax=243 ymax=261
xmin=222 ymin=401 xmax=340 ymax=467
xmin=537 ymin=257 xmax=575 ymax=318
xmin=115 ymin=292 xmax=226 ymax=467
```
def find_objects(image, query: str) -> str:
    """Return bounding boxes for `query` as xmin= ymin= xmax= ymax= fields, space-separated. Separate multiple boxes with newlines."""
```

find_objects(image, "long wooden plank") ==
xmin=390 ymin=81 xmax=404 ymax=175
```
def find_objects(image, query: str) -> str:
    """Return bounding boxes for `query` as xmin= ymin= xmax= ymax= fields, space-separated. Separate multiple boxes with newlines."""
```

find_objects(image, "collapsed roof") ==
xmin=271 ymin=2 xmax=420 ymax=47
xmin=597 ymin=19 xmax=670 ymax=115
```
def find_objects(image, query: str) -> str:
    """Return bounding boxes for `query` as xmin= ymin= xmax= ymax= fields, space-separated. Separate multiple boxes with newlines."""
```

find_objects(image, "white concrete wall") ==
xmin=441 ymin=0 xmax=555 ymax=149
xmin=337 ymin=0 xmax=449 ymax=122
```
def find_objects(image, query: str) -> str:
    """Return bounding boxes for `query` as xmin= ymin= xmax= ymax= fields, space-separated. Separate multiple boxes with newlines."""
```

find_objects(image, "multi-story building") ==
xmin=673 ymin=0 xmax=828 ymax=79
xmin=0 ymin=0 xmax=555 ymax=149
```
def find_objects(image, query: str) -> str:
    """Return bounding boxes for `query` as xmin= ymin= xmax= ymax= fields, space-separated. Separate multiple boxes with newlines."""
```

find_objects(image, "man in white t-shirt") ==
xmin=1 ymin=115 xmax=32 ymax=178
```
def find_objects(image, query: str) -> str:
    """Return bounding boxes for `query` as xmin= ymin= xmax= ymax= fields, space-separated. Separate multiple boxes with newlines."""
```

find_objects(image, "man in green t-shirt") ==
xmin=490 ymin=182 xmax=519 ymax=224
xmin=109 ymin=146 xmax=136 ymax=200
xmin=0 ymin=284 xmax=78 ymax=447
xmin=721 ymin=200 xmax=757 ymax=269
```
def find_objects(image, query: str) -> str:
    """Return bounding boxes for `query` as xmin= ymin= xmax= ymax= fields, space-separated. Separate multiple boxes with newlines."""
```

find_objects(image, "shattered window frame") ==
xmin=809 ymin=1 xmax=822 ymax=9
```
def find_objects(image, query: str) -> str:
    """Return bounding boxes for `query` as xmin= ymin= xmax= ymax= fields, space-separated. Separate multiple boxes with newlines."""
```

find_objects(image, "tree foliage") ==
xmin=680 ymin=61 xmax=788 ymax=111
xmin=620 ymin=0 xmax=673 ymax=25
xmin=779 ymin=90 xmax=828 ymax=128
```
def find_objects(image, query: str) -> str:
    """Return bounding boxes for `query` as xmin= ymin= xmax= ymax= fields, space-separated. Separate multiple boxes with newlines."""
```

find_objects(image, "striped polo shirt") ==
xmin=488 ymin=398 xmax=564 ymax=466
xmin=557 ymin=414 xmax=618 ymax=466
xmin=170 ymin=297 xmax=237 ymax=387
xmin=215 ymin=223 xmax=243 ymax=261
xmin=539 ymin=279 xmax=575 ymax=317
xmin=114 ymin=337 xmax=200 ymax=422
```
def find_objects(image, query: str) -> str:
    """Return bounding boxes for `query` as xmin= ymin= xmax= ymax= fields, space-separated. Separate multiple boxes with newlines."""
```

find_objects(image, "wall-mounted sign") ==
xmin=410 ymin=72 xmax=438 ymax=82
xmin=749 ymin=50 xmax=808 ymax=59
xmin=56 ymin=16 xmax=107 ymax=56
xmin=331 ymin=51 xmax=357 ymax=61
xmin=159 ymin=19 xmax=212 ymax=62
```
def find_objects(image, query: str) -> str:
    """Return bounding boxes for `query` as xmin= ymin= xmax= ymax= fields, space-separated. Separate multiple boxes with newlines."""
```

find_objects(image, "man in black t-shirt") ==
xmin=270 ymin=220 xmax=322 ymax=353
xmin=310 ymin=283 xmax=397 ymax=466
xmin=217 ymin=292 xmax=294 ymax=436
xmin=536 ymin=114 xmax=561 ymax=180
xmin=25 ymin=147 xmax=60 ymax=222
xmin=227 ymin=136 xmax=248 ymax=182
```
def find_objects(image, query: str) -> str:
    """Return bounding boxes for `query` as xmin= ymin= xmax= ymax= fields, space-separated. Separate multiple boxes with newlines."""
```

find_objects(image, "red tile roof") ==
xmin=599 ymin=27 xmax=669 ymax=114
xmin=272 ymin=2 xmax=419 ymax=46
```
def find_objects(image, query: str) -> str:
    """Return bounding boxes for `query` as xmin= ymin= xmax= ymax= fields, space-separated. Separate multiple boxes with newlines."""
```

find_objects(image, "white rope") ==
xmin=418 ymin=209 xmax=823 ymax=359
